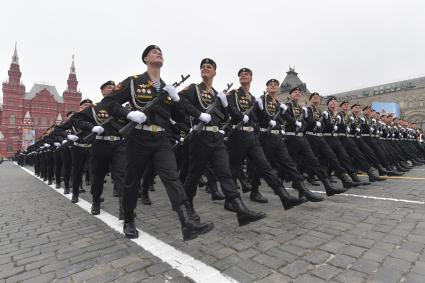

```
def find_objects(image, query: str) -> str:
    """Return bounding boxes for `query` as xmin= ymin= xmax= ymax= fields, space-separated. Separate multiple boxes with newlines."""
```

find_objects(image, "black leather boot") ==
xmin=366 ymin=168 xmax=386 ymax=182
xmin=113 ymin=186 xmax=119 ymax=197
xmin=148 ymin=184 xmax=155 ymax=192
xmin=176 ymin=202 xmax=214 ymax=241
xmin=349 ymin=172 xmax=371 ymax=186
xmin=141 ymin=193 xmax=152 ymax=205
xmin=79 ymin=185 xmax=86 ymax=193
xmin=48 ymin=179 xmax=53 ymax=185
xmin=377 ymin=164 xmax=390 ymax=176
xmin=329 ymin=175 xmax=338 ymax=184
xmin=250 ymin=189 xmax=268 ymax=203
xmin=400 ymin=161 xmax=413 ymax=169
xmin=239 ymin=177 xmax=253 ymax=193
xmin=91 ymin=202 xmax=100 ymax=215
xmin=71 ymin=194 xmax=79 ymax=203
xmin=385 ymin=166 xmax=404 ymax=176
xmin=224 ymin=200 xmax=236 ymax=212
xmin=306 ymin=175 xmax=321 ymax=186
xmin=209 ymin=182 xmax=225 ymax=201
xmin=55 ymin=182 xmax=61 ymax=189
xmin=321 ymin=178 xmax=347 ymax=196
xmin=64 ymin=187 xmax=70 ymax=194
xmin=185 ymin=200 xmax=201 ymax=222
xmin=123 ymin=212 xmax=139 ymax=239
xmin=274 ymin=186 xmax=306 ymax=209
xmin=338 ymin=173 xmax=359 ymax=188
xmin=293 ymin=181 xmax=324 ymax=202
xmin=230 ymin=198 xmax=266 ymax=226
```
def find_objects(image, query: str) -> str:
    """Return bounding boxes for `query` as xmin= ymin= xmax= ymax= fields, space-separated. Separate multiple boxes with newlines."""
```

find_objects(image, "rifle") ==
xmin=227 ymin=101 xmax=257 ymax=136
xmin=82 ymin=116 xmax=115 ymax=142
xmin=313 ymin=111 xmax=326 ymax=133
xmin=183 ymin=83 xmax=233 ymax=141
xmin=118 ymin=74 xmax=190 ymax=138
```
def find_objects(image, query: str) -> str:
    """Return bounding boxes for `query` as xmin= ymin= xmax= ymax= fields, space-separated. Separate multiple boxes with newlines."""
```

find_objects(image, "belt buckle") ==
xmin=152 ymin=125 xmax=158 ymax=133
xmin=212 ymin=126 xmax=219 ymax=132
xmin=247 ymin=127 xmax=253 ymax=132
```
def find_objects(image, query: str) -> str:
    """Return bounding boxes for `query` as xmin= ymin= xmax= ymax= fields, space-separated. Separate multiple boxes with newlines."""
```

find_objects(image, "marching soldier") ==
xmin=180 ymin=59 xmax=266 ymax=226
xmin=102 ymin=45 xmax=214 ymax=240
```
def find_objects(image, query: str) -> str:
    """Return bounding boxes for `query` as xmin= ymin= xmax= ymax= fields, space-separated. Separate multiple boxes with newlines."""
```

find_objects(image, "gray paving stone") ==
xmin=303 ymin=250 xmax=332 ymax=265
xmin=311 ymin=264 xmax=342 ymax=281
xmin=224 ymin=266 xmax=256 ymax=282
xmin=279 ymin=260 xmax=313 ymax=279
xmin=237 ymin=259 xmax=272 ymax=279
xmin=146 ymin=262 xmax=171 ymax=276
xmin=349 ymin=258 xmax=380 ymax=274
xmin=382 ymin=256 xmax=411 ymax=273
xmin=367 ymin=266 xmax=403 ymax=283
xmin=114 ymin=270 xmax=149 ymax=283
xmin=328 ymin=254 xmax=356 ymax=269
xmin=256 ymin=272 xmax=292 ymax=283
xmin=5 ymin=269 xmax=40 ymax=283
xmin=335 ymin=270 xmax=367 ymax=283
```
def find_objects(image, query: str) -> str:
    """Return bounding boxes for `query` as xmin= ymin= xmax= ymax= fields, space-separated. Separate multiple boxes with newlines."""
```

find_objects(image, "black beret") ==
xmin=309 ymin=92 xmax=320 ymax=100
xmin=238 ymin=68 xmax=252 ymax=76
xmin=66 ymin=111 xmax=75 ymax=117
xmin=100 ymin=80 xmax=115 ymax=90
xmin=326 ymin=96 xmax=337 ymax=105
xmin=289 ymin=86 xmax=302 ymax=94
xmin=266 ymin=79 xmax=280 ymax=86
xmin=351 ymin=103 xmax=361 ymax=109
xmin=142 ymin=45 xmax=161 ymax=64
xmin=339 ymin=100 xmax=349 ymax=107
xmin=80 ymin=99 xmax=93 ymax=106
xmin=200 ymin=58 xmax=217 ymax=69
xmin=362 ymin=105 xmax=371 ymax=111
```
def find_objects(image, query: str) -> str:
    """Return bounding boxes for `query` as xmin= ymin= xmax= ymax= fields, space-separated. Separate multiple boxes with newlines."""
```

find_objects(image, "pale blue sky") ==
xmin=1 ymin=0 xmax=424 ymax=102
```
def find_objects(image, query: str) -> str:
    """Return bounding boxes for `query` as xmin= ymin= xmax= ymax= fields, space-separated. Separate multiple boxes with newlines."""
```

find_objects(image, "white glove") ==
xmin=44 ymin=143 xmax=51 ymax=148
xmin=199 ymin=113 xmax=211 ymax=123
xmin=91 ymin=126 xmax=104 ymax=135
xmin=333 ymin=125 xmax=338 ymax=131
xmin=295 ymin=121 xmax=302 ymax=128
xmin=302 ymin=106 xmax=308 ymax=117
xmin=242 ymin=115 xmax=249 ymax=124
xmin=163 ymin=84 xmax=180 ymax=102
xmin=256 ymin=96 xmax=263 ymax=110
xmin=356 ymin=128 xmax=360 ymax=132
xmin=54 ymin=142 xmax=61 ymax=147
xmin=219 ymin=130 xmax=225 ymax=135
xmin=281 ymin=130 xmax=286 ymax=135
xmin=346 ymin=127 xmax=351 ymax=132
xmin=127 ymin=111 xmax=147 ymax=124
xmin=322 ymin=111 xmax=329 ymax=119
xmin=337 ymin=115 xmax=342 ymax=122
xmin=372 ymin=118 xmax=376 ymax=123
xmin=269 ymin=120 xmax=276 ymax=128
xmin=370 ymin=127 xmax=374 ymax=132
xmin=315 ymin=121 xmax=321 ymax=128
xmin=360 ymin=117 xmax=365 ymax=123
xmin=67 ymin=134 xmax=79 ymax=141
xmin=280 ymin=103 xmax=288 ymax=112
xmin=180 ymin=137 xmax=184 ymax=142
xmin=350 ymin=116 xmax=354 ymax=122
xmin=62 ymin=140 xmax=67 ymax=145
xmin=216 ymin=91 xmax=228 ymax=107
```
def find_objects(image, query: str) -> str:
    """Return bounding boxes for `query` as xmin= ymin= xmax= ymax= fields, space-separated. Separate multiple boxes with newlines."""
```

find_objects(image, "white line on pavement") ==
xmin=16 ymin=163 xmax=238 ymax=283
xmin=309 ymin=190 xmax=425 ymax=204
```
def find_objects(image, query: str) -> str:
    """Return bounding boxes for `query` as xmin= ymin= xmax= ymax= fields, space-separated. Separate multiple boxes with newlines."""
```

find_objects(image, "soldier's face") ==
xmin=200 ymin=64 xmax=216 ymax=80
xmin=101 ymin=85 xmax=114 ymax=97
xmin=80 ymin=102 xmax=92 ymax=111
xmin=310 ymin=95 xmax=320 ymax=105
xmin=341 ymin=103 xmax=349 ymax=111
xmin=145 ymin=49 xmax=163 ymax=67
xmin=290 ymin=90 xmax=301 ymax=102
xmin=328 ymin=100 xmax=337 ymax=110
xmin=239 ymin=72 xmax=252 ymax=85
xmin=266 ymin=82 xmax=279 ymax=94
xmin=352 ymin=106 xmax=361 ymax=114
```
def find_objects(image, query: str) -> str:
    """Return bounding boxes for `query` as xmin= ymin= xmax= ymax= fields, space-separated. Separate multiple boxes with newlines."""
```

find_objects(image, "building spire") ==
xmin=12 ymin=42 xmax=19 ymax=64
xmin=70 ymin=54 xmax=76 ymax=74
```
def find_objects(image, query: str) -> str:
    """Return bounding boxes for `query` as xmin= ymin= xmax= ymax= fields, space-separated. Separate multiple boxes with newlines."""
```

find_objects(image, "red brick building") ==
xmin=0 ymin=45 xmax=82 ymax=158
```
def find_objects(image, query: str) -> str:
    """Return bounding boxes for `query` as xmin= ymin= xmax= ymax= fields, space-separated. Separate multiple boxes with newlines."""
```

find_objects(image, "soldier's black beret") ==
xmin=100 ymin=80 xmax=115 ymax=90
xmin=80 ymin=99 xmax=93 ymax=106
xmin=362 ymin=105 xmax=371 ymax=111
xmin=326 ymin=96 xmax=337 ymax=105
xmin=238 ymin=68 xmax=252 ymax=76
xmin=289 ymin=86 xmax=301 ymax=94
xmin=266 ymin=79 xmax=280 ymax=86
xmin=200 ymin=58 xmax=217 ymax=69
xmin=339 ymin=100 xmax=349 ymax=107
xmin=351 ymin=103 xmax=361 ymax=109
xmin=309 ymin=92 xmax=320 ymax=100
xmin=142 ymin=45 xmax=161 ymax=64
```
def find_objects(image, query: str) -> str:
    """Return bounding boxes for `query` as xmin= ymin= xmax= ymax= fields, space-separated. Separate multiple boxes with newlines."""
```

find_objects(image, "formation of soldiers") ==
xmin=14 ymin=45 xmax=425 ymax=241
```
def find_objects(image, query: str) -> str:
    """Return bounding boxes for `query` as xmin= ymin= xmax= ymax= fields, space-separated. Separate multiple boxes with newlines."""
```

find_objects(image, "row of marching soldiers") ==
xmin=16 ymin=45 xmax=425 ymax=241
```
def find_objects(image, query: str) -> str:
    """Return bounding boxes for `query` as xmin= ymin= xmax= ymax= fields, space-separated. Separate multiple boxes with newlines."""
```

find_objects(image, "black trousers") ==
xmin=124 ymin=131 xmax=187 ymax=213
xmin=34 ymin=153 xmax=41 ymax=175
xmin=184 ymin=132 xmax=240 ymax=202
xmin=228 ymin=131 xmax=283 ymax=191
xmin=258 ymin=133 xmax=304 ymax=182
xmin=141 ymin=162 xmax=155 ymax=192
xmin=285 ymin=135 xmax=328 ymax=181
xmin=363 ymin=137 xmax=391 ymax=168
xmin=61 ymin=145 xmax=72 ymax=188
xmin=306 ymin=134 xmax=346 ymax=176
xmin=339 ymin=136 xmax=371 ymax=171
xmin=324 ymin=136 xmax=358 ymax=174
xmin=91 ymin=140 xmax=126 ymax=203
xmin=71 ymin=145 xmax=91 ymax=196
xmin=354 ymin=137 xmax=382 ymax=168
xmin=54 ymin=149 xmax=63 ymax=185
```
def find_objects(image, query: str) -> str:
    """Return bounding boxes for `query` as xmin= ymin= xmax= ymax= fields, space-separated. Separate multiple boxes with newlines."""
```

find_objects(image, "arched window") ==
xmin=8 ymin=113 xmax=16 ymax=125
xmin=419 ymin=97 xmax=424 ymax=107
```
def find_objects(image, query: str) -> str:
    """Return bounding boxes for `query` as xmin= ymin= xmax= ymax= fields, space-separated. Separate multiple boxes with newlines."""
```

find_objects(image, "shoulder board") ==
xmin=132 ymin=75 xmax=139 ymax=79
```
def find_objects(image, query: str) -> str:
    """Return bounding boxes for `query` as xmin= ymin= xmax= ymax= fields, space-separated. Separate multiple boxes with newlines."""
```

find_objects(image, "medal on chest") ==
xmin=196 ymin=84 xmax=214 ymax=110
xmin=236 ymin=91 xmax=250 ymax=111
xmin=265 ymin=95 xmax=277 ymax=117
xmin=293 ymin=104 xmax=302 ymax=120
